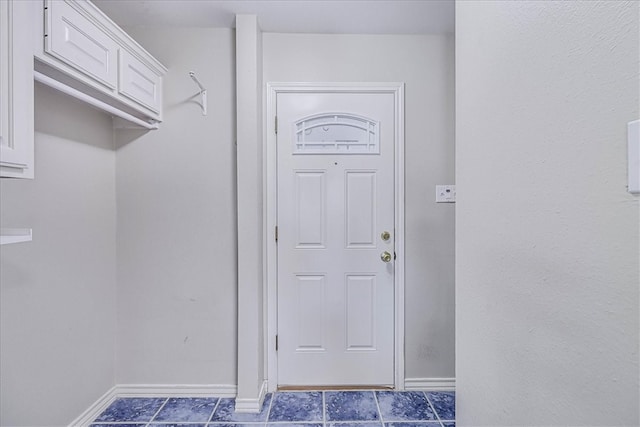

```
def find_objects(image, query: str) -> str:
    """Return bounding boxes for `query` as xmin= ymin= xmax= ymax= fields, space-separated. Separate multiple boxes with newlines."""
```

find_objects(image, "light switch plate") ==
xmin=629 ymin=120 xmax=639 ymax=194
xmin=436 ymin=185 xmax=456 ymax=203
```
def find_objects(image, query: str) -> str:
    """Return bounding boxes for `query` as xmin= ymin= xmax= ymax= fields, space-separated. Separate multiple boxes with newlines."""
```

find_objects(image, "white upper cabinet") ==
xmin=46 ymin=0 xmax=119 ymax=90
xmin=1 ymin=0 xmax=166 ymax=179
xmin=0 ymin=0 xmax=35 ymax=179
xmin=36 ymin=0 xmax=167 ymax=123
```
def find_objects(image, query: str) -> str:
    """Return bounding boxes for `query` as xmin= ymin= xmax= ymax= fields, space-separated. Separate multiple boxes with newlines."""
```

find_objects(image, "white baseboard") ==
xmin=234 ymin=379 xmax=268 ymax=413
xmin=116 ymin=383 xmax=237 ymax=398
xmin=68 ymin=386 xmax=118 ymax=427
xmin=404 ymin=377 xmax=456 ymax=391
xmin=69 ymin=384 xmax=237 ymax=427
xmin=72 ymin=379 xmax=444 ymax=426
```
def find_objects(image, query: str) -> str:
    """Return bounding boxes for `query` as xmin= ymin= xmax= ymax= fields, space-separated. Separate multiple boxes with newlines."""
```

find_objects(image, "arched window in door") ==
xmin=294 ymin=113 xmax=379 ymax=154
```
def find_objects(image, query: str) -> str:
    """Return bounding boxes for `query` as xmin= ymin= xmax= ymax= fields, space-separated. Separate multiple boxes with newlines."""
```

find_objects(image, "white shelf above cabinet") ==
xmin=0 ymin=228 xmax=33 ymax=245
xmin=34 ymin=71 xmax=158 ymax=130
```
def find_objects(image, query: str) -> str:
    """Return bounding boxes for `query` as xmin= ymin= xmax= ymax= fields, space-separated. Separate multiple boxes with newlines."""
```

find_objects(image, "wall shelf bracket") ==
xmin=189 ymin=71 xmax=207 ymax=116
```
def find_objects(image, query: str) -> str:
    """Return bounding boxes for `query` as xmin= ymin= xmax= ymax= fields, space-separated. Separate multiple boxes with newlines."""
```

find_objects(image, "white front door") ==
xmin=276 ymin=91 xmax=396 ymax=386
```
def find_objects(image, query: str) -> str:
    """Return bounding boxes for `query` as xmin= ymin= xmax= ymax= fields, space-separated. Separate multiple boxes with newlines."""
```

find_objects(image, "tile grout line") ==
xmin=207 ymin=396 xmax=223 ymax=424
xmin=145 ymin=397 xmax=170 ymax=427
xmin=266 ymin=391 xmax=276 ymax=426
xmin=373 ymin=390 xmax=385 ymax=427
xmin=423 ymin=391 xmax=444 ymax=427
xmin=322 ymin=390 xmax=327 ymax=427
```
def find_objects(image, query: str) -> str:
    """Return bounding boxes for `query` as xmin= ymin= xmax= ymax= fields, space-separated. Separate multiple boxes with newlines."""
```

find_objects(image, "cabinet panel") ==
xmin=46 ymin=0 xmax=118 ymax=90
xmin=1 ymin=1 xmax=9 ymax=158
xmin=0 ymin=0 xmax=34 ymax=179
xmin=119 ymin=49 xmax=162 ymax=114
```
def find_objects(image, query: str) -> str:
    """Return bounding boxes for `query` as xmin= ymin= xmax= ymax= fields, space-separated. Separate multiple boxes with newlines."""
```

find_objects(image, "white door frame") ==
xmin=264 ymin=82 xmax=405 ymax=391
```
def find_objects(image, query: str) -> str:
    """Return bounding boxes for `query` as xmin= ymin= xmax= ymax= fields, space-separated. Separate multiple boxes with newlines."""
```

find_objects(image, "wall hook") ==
xmin=189 ymin=71 xmax=207 ymax=116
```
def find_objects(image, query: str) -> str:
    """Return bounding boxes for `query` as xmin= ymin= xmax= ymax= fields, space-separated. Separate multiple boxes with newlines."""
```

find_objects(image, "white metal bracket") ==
xmin=189 ymin=71 xmax=207 ymax=116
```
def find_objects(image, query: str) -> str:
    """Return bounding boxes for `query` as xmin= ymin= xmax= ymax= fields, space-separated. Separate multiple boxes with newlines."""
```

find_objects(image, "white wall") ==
xmin=263 ymin=34 xmax=456 ymax=381
xmin=456 ymin=1 xmax=639 ymax=425
xmin=0 ymin=84 xmax=116 ymax=426
xmin=115 ymin=28 xmax=238 ymax=385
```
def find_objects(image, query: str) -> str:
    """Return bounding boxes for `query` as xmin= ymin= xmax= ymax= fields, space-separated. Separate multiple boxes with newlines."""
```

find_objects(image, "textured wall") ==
xmin=0 ymin=84 xmax=116 ymax=426
xmin=456 ymin=1 xmax=639 ymax=425
xmin=115 ymin=28 xmax=238 ymax=385
xmin=263 ymin=33 xmax=456 ymax=381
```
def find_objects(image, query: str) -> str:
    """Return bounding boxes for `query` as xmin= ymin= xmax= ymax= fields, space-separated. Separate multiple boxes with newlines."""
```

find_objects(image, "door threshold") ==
xmin=278 ymin=385 xmax=394 ymax=391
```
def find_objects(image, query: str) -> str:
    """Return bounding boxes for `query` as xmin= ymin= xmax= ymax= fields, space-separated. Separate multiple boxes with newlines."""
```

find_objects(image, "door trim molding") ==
xmin=264 ymin=83 xmax=405 ymax=391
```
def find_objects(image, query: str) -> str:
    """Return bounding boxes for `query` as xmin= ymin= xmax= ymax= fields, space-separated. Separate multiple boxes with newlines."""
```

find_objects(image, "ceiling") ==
xmin=92 ymin=0 xmax=455 ymax=34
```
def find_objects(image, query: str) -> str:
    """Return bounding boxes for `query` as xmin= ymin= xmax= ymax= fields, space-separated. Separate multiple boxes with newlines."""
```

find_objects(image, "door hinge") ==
xmin=43 ymin=4 xmax=49 ymax=38
xmin=275 ymin=116 xmax=278 ymax=134
xmin=275 ymin=335 xmax=278 ymax=351
xmin=275 ymin=226 xmax=278 ymax=242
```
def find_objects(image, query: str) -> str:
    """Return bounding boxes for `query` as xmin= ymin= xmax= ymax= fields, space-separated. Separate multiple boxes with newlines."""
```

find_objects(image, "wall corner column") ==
xmin=235 ymin=14 xmax=266 ymax=413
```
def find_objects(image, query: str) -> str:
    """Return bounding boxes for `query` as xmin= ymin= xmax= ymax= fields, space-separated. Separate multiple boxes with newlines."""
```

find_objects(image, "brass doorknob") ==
xmin=380 ymin=251 xmax=392 ymax=263
xmin=381 ymin=231 xmax=391 ymax=241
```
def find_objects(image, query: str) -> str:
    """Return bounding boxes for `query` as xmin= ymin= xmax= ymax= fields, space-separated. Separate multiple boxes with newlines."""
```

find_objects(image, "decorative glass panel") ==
xmin=294 ymin=113 xmax=379 ymax=154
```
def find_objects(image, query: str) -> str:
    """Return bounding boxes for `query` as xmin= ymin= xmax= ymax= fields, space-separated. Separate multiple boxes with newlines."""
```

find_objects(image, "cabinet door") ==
xmin=119 ymin=49 xmax=162 ymax=115
xmin=0 ymin=1 xmax=9 ymax=159
xmin=0 ymin=0 xmax=34 ymax=179
xmin=46 ymin=0 xmax=118 ymax=90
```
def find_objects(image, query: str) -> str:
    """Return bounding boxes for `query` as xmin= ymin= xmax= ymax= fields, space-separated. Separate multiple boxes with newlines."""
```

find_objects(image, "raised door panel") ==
xmin=295 ymin=275 xmax=326 ymax=351
xmin=46 ymin=0 xmax=118 ymax=90
xmin=295 ymin=171 xmax=326 ymax=248
xmin=119 ymin=49 xmax=162 ymax=114
xmin=345 ymin=171 xmax=377 ymax=248
xmin=345 ymin=275 xmax=377 ymax=351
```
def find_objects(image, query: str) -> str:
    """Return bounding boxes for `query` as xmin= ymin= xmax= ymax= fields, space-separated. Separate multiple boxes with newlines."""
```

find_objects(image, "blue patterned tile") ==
xmin=211 ymin=424 xmax=267 ymax=427
xmin=152 ymin=397 xmax=218 ymax=422
xmin=325 ymin=391 xmax=379 ymax=421
xmin=376 ymin=392 xmax=436 ymax=421
xmin=329 ymin=423 xmax=383 ymax=427
xmin=267 ymin=424 xmax=323 ymax=427
xmin=90 ymin=424 xmax=145 ymax=427
xmin=212 ymin=393 xmax=272 ymax=422
xmin=426 ymin=392 xmax=455 ymax=421
xmin=94 ymin=397 xmax=166 ymax=422
xmin=149 ymin=424 xmax=207 ymax=427
xmin=268 ymin=391 xmax=323 ymax=422
xmin=384 ymin=423 xmax=442 ymax=427
xmin=442 ymin=423 xmax=455 ymax=427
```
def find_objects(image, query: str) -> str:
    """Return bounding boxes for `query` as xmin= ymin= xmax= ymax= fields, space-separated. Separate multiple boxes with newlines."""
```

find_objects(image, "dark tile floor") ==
xmin=91 ymin=390 xmax=455 ymax=427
